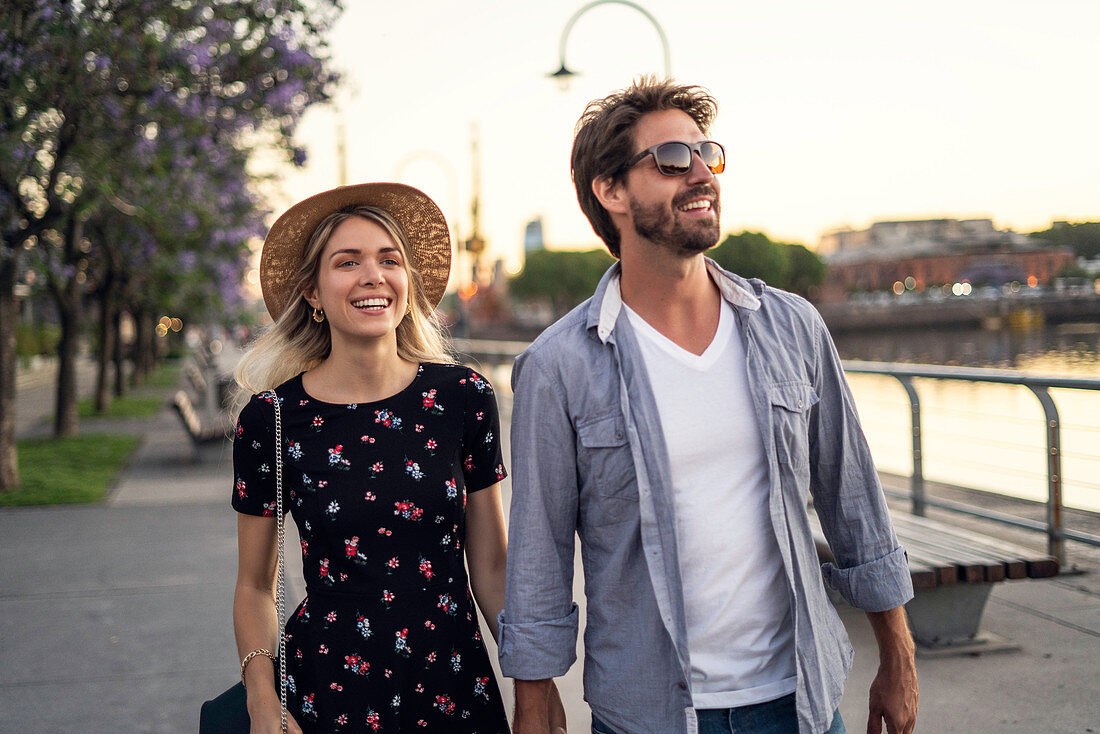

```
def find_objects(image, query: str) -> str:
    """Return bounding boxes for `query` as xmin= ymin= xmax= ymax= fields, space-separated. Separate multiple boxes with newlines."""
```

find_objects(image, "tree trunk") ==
xmin=112 ymin=307 xmax=126 ymax=397
xmin=0 ymin=258 xmax=20 ymax=491
xmin=132 ymin=309 xmax=152 ymax=385
xmin=53 ymin=283 xmax=81 ymax=437
xmin=51 ymin=215 xmax=83 ymax=437
xmin=94 ymin=290 xmax=114 ymax=413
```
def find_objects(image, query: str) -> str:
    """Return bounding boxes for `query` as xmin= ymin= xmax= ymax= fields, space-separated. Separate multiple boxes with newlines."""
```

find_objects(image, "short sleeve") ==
xmin=231 ymin=394 xmax=279 ymax=517
xmin=460 ymin=368 xmax=507 ymax=492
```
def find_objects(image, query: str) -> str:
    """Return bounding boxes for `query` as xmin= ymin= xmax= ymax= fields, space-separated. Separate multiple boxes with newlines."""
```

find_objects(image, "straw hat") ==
xmin=259 ymin=183 xmax=451 ymax=320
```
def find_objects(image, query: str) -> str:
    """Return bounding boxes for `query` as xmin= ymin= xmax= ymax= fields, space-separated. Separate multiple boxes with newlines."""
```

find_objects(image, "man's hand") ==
xmin=866 ymin=606 xmax=918 ymax=734
xmin=548 ymin=679 xmax=567 ymax=734
xmin=514 ymin=678 xmax=568 ymax=734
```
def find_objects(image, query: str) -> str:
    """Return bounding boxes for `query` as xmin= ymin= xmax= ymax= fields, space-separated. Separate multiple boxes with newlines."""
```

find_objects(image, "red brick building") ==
xmin=818 ymin=219 xmax=1074 ymax=301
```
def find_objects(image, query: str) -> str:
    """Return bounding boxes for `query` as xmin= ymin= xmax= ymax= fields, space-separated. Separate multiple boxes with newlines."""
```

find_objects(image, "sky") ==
xmin=268 ymin=0 xmax=1100 ymax=274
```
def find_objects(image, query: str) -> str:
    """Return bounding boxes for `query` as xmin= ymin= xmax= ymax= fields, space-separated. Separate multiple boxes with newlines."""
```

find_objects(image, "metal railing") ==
xmin=843 ymin=361 xmax=1100 ymax=565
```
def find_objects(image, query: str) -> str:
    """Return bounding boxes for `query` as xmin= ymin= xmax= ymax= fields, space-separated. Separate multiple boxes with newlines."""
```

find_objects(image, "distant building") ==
xmin=523 ymin=217 xmax=544 ymax=254
xmin=819 ymin=218 xmax=1075 ymax=299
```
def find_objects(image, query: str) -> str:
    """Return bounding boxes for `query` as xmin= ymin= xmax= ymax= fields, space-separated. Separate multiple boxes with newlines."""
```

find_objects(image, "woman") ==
xmin=230 ymin=183 xmax=514 ymax=733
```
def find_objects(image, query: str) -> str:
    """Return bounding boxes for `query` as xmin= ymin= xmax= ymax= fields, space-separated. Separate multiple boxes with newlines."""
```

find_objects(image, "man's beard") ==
xmin=628 ymin=185 xmax=720 ymax=255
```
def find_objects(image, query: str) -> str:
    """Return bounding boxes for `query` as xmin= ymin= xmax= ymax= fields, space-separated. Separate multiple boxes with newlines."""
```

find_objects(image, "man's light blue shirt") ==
xmin=498 ymin=260 xmax=913 ymax=734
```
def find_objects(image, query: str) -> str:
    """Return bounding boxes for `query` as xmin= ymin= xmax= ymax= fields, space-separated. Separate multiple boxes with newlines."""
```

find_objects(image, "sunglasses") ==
xmin=626 ymin=140 xmax=726 ymax=177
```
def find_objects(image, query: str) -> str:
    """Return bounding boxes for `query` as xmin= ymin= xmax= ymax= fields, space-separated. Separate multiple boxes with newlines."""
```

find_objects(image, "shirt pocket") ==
xmin=576 ymin=411 xmax=638 ymax=509
xmin=769 ymin=381 xmax=819 ymax=470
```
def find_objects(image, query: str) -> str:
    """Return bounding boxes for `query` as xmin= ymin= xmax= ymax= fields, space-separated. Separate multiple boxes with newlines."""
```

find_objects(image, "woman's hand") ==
xmin=247 ymin=693 xmax=303 ymax=734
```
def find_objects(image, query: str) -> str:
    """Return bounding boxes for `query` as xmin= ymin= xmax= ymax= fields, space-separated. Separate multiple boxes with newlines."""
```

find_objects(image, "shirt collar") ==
xmin=588 ymin=258 xmax=762 ymax=344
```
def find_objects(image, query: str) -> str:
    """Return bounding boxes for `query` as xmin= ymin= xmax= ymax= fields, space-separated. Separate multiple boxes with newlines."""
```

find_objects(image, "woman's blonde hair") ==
xmin=233 ymin=205 xmax=453 ymax=414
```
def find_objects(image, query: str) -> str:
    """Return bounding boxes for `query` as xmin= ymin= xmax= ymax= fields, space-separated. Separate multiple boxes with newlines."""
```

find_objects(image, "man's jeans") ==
xmin=591 ymin=693 xmax=847 ymax=734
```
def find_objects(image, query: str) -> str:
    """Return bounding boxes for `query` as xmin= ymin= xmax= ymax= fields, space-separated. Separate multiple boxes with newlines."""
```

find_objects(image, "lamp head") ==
xmin=548 ymin=63 xmax=578 ymax=91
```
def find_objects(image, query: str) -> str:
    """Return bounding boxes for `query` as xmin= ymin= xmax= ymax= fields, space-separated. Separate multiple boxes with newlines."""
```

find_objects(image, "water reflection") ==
xmin=833 ymin=325 xmax=1100 ymax=512
xmin=833 ymin=324 xmax=1100 ymax=377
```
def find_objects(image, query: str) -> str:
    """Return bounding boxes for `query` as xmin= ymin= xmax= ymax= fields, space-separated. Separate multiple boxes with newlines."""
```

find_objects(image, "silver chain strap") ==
xmin=268 ymin=390 xmax=288 ymax=734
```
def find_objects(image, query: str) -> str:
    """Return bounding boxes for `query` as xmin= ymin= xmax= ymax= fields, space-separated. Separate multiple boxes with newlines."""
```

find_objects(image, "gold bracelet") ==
xmin=240 ymin=648 xmax=276 ymax=687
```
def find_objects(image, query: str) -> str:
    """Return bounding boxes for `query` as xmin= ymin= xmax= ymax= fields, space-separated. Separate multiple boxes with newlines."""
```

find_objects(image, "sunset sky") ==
xmin=271 ymin=0 xmax=1100 ymax=273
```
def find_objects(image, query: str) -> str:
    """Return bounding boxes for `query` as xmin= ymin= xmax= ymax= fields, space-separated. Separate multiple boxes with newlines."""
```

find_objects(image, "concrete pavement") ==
xmin=0 ymin=361 xmax=1098 ymax=732
xmin=15 ymin=356 xmax=100 ymax=440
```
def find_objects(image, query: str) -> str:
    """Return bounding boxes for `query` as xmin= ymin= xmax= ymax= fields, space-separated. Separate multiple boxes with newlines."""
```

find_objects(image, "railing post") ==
xmin=894 ymin=375 xmax=926 ymax=516
xmin=1026 ymin=386 xmax=1065 ymax=566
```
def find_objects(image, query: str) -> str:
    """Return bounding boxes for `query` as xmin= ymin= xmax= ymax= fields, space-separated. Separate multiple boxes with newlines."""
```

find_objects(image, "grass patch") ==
xmin=144 ymin=361 xmax=183 ymax=389
xmin=0 ymin=434 xmax=141 ymax=506
xmin=78 ymin=394 xmax=164 ymax=419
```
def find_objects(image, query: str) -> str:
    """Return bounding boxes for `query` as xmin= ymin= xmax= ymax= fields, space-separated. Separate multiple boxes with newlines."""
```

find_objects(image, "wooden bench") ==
xmin=172 ymin=390 xmax=226 ymax=455
xmin=185 ymin=363 xmax=207 ymax=395
xmin=193 ymin=347 xmax=212 ymax=372
xmin=810 ymin=511 xmax=1059 ymax=654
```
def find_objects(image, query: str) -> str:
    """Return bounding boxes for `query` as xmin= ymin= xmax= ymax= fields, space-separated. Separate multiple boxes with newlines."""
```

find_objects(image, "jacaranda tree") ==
xmin=0 ymin=0 xmax=340 ymax=489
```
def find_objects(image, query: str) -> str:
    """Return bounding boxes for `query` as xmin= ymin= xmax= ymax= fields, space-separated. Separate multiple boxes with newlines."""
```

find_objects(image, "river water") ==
xmin=837 ymin=324 xmax=1100 ymax=513
xmin=485 ymin=323 xmax=1100 ymax=514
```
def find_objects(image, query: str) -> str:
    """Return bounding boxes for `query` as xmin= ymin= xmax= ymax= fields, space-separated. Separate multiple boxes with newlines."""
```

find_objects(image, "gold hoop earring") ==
xmin=312 ymin=308 xmax=325 ymax=323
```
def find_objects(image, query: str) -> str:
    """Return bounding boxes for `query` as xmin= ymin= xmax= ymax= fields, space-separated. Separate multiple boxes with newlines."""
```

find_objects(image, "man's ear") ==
xmin=592 ymin=175 xmax=629 ymax=215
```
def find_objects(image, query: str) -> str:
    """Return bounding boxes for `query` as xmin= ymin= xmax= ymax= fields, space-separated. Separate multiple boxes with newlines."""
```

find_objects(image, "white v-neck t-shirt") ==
xmin=623 ymin=299 xmax=796 ymax=708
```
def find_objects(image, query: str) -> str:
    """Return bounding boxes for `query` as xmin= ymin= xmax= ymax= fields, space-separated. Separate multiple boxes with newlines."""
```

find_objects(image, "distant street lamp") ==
xmin=392 ymin=150 xmax=462 ymax=253
xmin=549 ymin=0 xmax=672 ymax=90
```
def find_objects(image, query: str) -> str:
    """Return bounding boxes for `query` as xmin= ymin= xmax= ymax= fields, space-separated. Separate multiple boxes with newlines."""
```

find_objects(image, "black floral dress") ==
xmin=232 ymin=363 xmax=510 ymax=733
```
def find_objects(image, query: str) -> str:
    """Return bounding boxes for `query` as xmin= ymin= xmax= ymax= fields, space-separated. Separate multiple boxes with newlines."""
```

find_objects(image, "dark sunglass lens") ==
xmin=700 ymin=142 xmax=725 ymax=174
xmin=655 ymin=142 xmax=692 ymax=175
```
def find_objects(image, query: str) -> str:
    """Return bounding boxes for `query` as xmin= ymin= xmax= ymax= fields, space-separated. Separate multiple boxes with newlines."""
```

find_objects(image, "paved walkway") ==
xmin=0 ymin=361 xmax=1098 ymax=732
xmin=15 ymin=356 xmax=99 ymax=439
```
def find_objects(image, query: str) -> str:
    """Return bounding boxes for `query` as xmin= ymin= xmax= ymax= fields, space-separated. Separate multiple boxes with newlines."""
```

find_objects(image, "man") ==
xmin=497 ymin=78 xmax=918 ymax=734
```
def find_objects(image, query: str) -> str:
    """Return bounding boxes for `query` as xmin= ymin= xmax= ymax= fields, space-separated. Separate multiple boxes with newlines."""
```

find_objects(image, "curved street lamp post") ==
xmin=549 ymin=0 xmax=672 ymax=90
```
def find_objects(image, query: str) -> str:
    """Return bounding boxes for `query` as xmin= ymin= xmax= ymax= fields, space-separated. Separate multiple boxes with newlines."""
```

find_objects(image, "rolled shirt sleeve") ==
xmin=808 ymin=309 xmax=914 ymax=613
xmin=498 ymin=351 xmax=582 ymax=679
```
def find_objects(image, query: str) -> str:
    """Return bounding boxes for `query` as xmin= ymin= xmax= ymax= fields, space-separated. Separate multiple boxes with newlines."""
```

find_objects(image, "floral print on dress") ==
xmin=395 ymin=627 xmax=412 ymax=656
xmin=318 ymin=558 xmax=334 ymax=587
xmin=374 ymin=408 xmax=402 ymax=430
xmin=405 ymin=459 xmax=425 ymax=481
xmin=394 ymin=500 xmax=424 ymax=521
xmin=327 ymin=444 xmax=350 ymax=469
xmin=345 ymin=536 xmax=368 ymax=565
xmin=437 ymin=593 xmax=458 ymax=616
xmin=300 ymin=693 xmax=317 ymax=721
xmin=229 ymin=365 xmax=508 ymax=732
xmin=465 ymin=371 xmax=492 ymax=393
xmin=421 ymin=387 xmax=445 ymax=415
xmin=344 ymin=654 xmax=369 ymax=675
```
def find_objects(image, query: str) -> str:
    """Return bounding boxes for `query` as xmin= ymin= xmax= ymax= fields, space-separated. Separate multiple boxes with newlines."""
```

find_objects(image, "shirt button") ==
xmin=615 ymin=431 xmax=623 ymax=439
xmin=797 ymin=399 xmax=804 ymax=408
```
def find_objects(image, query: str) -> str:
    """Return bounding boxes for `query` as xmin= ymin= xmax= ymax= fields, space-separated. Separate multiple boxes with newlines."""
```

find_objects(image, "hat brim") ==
xmin=259 ymin=183 xmax=451 ymax=320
